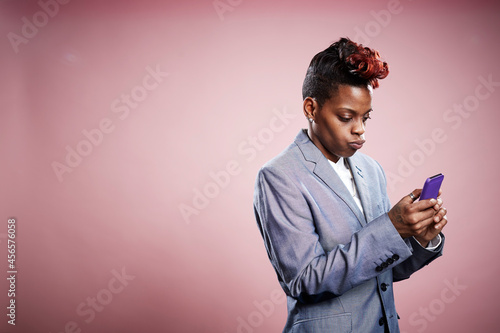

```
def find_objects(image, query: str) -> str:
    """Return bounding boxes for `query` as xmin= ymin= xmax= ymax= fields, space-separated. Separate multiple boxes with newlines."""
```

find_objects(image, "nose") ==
xmin=352 ymin=118 xmax=365 ymax=136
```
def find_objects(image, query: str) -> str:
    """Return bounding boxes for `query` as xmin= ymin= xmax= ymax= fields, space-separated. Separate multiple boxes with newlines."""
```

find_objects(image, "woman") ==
xmin=253 ymin=38 xmax=448 ymax=333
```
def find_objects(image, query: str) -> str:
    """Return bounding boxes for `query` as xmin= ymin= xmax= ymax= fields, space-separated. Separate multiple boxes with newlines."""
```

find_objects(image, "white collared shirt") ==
xmin=328 ymin=157 xmax=441 ymax=250
xmin=328 ymin=157 xmax=364 ymax=215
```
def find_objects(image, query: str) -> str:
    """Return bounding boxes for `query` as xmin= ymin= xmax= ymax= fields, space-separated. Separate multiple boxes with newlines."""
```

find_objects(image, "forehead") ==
xmin=325 ymin=85 xmax=373 ymax=112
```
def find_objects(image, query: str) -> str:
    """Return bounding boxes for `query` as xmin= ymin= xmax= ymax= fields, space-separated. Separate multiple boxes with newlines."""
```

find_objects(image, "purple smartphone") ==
xmin=419 ymin=173 xmax=444 ymax=200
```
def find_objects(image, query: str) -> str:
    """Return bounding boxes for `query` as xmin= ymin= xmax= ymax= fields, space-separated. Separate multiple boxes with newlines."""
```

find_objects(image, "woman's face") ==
xmin=304 ymin=84 xmax=373 ymax=163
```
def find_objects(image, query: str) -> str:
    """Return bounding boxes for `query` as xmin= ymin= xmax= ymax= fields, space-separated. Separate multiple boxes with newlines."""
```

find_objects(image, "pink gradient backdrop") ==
xmin=1 ymin=0 xmax=499 ymax=332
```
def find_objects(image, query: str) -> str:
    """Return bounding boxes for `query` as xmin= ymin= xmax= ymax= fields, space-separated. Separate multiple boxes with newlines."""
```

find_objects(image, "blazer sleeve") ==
xmin=371 ymin=159 xmax=445 ymax=282
xmin=392 ymin=234 xmax=444 ymax=281
xmin=254 ymin=165 xmax=414 ymax=302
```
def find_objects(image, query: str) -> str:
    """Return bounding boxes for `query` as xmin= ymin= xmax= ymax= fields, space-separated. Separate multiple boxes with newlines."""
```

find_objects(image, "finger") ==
xmin=406 ymin=189 xmax=422 ymax=203
xmin=434 ymin=214 xmax=448 ymax=230
xmin=412 ymin=197 xmax=438 ymax=211
xmin=405 ymin=210 xmax=436 ymax=234
xmin=433 ymin=198 xmax=443 ymax=211
xmin=402 ymin=200 xmax=437 ymax=227
xmin=433 ymin=207 xmax=447 ymax=223
xmin=415 ymin=213 xmax=437 ymax=230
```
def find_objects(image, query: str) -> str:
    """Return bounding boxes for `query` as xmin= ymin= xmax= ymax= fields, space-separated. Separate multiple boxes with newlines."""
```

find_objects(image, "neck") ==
xmin=306 ymin=126 xmax=340 ymax=163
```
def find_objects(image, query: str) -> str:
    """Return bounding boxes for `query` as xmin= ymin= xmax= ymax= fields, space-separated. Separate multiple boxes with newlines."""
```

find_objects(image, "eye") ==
xmin=339 ymin=116 xmax=352 ymax=122
xmin=362 ymin=114 xmax=372 ymax=123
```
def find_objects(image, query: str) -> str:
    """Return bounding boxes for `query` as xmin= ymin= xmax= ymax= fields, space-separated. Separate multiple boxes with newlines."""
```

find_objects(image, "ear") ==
xmin=303 ymin=97 xmax=318 ymax=121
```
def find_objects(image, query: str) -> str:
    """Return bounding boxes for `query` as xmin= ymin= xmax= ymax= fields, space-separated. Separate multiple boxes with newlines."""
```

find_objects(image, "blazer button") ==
xmin=386 ymin=258 xmax=394 ymax=265
xmin=392 ymin=254 xmax=400 ymax=261
xmin=381 ymin=283 xmax=388 ymax=291
xmin=375 ymin=266 xmax=383 ymax=272
xmin=381 ymin=262 xmax=388 ymax=268
xmin=379 ymin=317 xmax=385 ymax=326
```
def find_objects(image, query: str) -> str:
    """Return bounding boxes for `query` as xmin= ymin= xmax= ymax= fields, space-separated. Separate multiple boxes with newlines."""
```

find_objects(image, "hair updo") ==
xmin=302 ymin=37 xmax=389 ymax=108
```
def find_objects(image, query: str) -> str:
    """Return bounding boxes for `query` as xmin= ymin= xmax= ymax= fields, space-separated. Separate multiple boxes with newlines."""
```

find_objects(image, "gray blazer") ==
xmin=253 ymin=129 xmax=444 ymax=333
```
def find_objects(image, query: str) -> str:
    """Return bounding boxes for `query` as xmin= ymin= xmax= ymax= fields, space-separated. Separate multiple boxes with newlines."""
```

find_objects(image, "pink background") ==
xmin=1 ymin=0 xmax=499 ymax=332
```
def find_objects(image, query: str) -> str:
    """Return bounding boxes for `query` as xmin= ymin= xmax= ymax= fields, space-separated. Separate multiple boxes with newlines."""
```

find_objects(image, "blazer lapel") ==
xmin=295 ymin=130 xmax=367 ymax=227
xmin=347 ymin=157 xmax=374 ymax=224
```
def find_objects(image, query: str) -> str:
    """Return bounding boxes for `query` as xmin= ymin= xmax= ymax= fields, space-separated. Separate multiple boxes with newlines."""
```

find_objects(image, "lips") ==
xmin=349 ymin=140 xmax=365 ymax=150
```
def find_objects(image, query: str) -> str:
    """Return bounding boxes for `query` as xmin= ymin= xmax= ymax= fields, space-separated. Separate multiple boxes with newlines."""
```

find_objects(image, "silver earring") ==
xmin=308 ymin=118 xmax=313 ymax=123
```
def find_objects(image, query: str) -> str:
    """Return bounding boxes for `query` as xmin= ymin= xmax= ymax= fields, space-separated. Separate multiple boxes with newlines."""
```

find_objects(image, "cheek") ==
xmin=327 ymin=123 xmax=348 ymax=141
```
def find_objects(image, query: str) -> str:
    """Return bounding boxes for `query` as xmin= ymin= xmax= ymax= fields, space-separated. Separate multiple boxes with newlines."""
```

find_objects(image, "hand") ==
xmin=388 ymin=189 xmax=448 ymax=247
xmin=414 ymin=190 xmax=448 ymax=247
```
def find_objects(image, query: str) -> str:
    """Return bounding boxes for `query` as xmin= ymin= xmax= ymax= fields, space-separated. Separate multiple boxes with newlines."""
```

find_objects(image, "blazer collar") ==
xmin=294 ymin=129 xmax=369 ymax=226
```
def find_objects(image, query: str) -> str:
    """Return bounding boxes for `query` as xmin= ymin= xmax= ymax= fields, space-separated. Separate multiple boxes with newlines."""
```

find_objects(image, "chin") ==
xmin=343 ymin=151 xmax=357 ymax=158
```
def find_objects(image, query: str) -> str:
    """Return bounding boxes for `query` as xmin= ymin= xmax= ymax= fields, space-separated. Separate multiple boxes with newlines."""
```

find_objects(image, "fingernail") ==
xmin=430 ymin=199 xmax=437 ymax=204
xmin=435 ymin=224 xmax=440 ymax=229
xmin=437 ymin=198 xmax=442 ymax=205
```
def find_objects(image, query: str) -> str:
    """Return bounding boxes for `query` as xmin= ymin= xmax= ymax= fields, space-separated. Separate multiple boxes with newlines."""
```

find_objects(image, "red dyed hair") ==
xmin=346 ymin=42 xmax=389 ymax=88
xmin=302 ymin=37 xmax=389 ymax=107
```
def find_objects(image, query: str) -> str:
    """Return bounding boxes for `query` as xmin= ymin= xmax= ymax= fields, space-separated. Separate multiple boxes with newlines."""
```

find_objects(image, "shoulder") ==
xmin=258 ymin=130 xmax=314 ymax=175
xmin=257 ymin=143 xmax=305 ymax=183
xmin=263 ymin=144 xmax=300 ymax=169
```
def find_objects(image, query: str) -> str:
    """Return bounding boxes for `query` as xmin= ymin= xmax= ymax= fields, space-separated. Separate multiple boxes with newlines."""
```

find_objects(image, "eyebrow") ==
xmin=338 ymin=108 xmax=373 ymax=114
